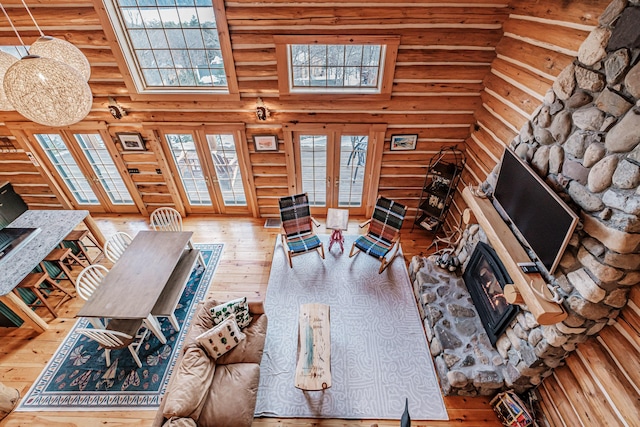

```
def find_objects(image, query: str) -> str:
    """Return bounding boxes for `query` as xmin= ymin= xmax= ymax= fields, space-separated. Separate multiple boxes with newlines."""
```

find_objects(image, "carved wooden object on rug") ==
xmin=295 ymin=303 xmax=331 ymax=391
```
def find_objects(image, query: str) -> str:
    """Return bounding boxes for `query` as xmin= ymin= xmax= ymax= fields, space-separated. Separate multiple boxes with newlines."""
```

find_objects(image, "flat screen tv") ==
xmin=493 ymin=148 xmax=579 ymax=275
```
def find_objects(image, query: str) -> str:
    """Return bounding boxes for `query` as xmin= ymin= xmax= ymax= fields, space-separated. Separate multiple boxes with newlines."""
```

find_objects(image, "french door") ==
xmin=291 ymin=124 xmax=375 ymax=216
xmin=159 ymin=126 xmax=251 ymax=214
xmin=26 ymin=129 xmax=138 ymax=213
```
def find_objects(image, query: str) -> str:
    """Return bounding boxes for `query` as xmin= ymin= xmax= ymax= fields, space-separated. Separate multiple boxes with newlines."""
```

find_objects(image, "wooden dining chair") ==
xmin=13 ymin=272 xmax=74 ymax=319
xmin=76 ymin=318 xmax=149 ymax=368
xmin=149 ymin=207 xmax=205 ymax=267
xmin=75 ymin=264 xmax=110 ymax=328
xmin=149 ymin=207 xmax=182 ymax=232
xmin=103 ymin=232 xmax=133 ymax=264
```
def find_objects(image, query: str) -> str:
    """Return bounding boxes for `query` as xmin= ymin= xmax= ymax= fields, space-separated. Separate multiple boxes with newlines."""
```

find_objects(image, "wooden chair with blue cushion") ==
xmin=279 ymin=193 xmax=325 ymax=268
xmin=349 ymin=196 xmax=407 ymax=274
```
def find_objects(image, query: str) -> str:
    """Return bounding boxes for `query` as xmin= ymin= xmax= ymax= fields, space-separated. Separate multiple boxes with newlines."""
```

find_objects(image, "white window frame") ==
xmin=275 ymin=35 xmax=399 ymax=100
xmin=98 ymin=0 xmax=239 ymax=100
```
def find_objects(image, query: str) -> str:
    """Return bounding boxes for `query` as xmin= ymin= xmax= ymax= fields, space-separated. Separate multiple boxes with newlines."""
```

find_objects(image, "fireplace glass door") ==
xmin=464 ymin=241 xmax=518 ymax=345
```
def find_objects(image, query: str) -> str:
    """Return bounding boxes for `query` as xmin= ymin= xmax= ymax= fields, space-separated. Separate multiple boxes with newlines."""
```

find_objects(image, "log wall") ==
xmin=536 ymin=287 xmax=640 ymax=426
xmin=0 ymin=0 xmax=638 ymax=424
xmin=0 ymin=0 xmax=511 ymax=219
xmin=460 ymin=0 xmax=609 ymax=230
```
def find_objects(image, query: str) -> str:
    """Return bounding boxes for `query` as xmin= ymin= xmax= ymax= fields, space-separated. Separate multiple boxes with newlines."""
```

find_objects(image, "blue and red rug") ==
xmin=16 ymin=243 xmax=223 ymax=412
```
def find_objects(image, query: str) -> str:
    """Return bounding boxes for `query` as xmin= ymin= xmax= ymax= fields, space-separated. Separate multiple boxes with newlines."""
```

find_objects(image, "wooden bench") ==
xmin=151 ymin=248 xmax=201 ymax=332
xmin=295 ymin=303 xmax=331 ymax=391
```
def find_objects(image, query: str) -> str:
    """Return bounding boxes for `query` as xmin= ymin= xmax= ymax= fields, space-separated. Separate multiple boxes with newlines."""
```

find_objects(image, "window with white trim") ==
xmin=290 ymin=44 xmax=383 ymax=91
xmin=102 ymin=0 xmax=233 ymax=94
xmin=275 ymin=35 xmax=399 ymax=97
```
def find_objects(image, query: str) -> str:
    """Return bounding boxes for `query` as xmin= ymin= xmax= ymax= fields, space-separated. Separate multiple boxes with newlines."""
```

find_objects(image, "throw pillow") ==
xmin=210 ymin=297 xmax=252 ymax=328
xmin=196 ymin=314 xmax=246 ymax=360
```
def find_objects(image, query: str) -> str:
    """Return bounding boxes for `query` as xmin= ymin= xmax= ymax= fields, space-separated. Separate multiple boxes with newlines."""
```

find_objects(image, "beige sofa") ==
xmin=152 ymin=298 xmax=268 ymax=427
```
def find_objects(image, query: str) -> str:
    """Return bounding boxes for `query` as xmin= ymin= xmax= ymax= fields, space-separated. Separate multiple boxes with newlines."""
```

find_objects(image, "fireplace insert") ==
xmin=463 ymin=241 xmax=518 ymax=346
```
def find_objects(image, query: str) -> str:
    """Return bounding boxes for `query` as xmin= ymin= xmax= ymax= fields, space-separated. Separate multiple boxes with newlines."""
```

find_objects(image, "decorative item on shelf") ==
xmin=390 ymin=134 xmax=418 ymax=151
xmin=116 ymin=132 xmax=145 ymax=151
xmin=107 ymin=96 xmax=127 ymax=119
xmin=0 ymin=51 xmax=17 ymax=111
xmin=256 ymin=97 xmax=270 ymax=121
xmin=254 ymin=134 xmax=278 ymax=152
xmin=490 ymin=390 xmax=534 ymax=427
xmin=0 ymin=3 xmax=92 ymax=127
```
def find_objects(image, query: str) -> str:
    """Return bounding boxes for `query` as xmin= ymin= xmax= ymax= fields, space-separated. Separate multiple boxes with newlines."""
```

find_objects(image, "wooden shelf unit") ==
xmin=413 ymin=146 xmax=465 ymax=234
xmin=462 ymin=187 xmax=566 ymax=325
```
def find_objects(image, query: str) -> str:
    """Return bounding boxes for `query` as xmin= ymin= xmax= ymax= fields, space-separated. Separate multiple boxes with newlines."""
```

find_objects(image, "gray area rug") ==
xmin=254 ymin=235 xmax=448 ymax=420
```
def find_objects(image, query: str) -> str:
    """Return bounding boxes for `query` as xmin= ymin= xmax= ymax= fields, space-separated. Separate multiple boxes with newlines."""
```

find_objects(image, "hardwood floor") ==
xmin=0 ymin=214 xmax=502 ymax=426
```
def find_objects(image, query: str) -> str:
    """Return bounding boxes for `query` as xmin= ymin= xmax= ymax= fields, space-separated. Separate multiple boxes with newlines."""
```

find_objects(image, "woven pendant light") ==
xmin=3 ymin=55 xmax=93 ymax=127
xmin=0 ymin=51 xmax=17 ymax=111
xmin=29 ymin=36 xmax=91 ymax=81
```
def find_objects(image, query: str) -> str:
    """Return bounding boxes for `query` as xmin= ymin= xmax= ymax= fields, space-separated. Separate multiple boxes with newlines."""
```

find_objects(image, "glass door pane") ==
xmin=338 ymin=135 xmax=367 ymax=207
xmin=165 ymin=133 xmax=212 ymax=206
xmin=300 ymin=134 xmax=327 ymax=206
xmin=205 ymin=134 xmax=246 ymax=206
xmin=35 ymin=134 xmax=99 ymax=205
xmin=74 ymin=134 xmax=134 ymax=205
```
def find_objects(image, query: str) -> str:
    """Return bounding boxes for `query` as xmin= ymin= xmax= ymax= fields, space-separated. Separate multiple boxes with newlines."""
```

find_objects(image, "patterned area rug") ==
xmin=16 ymin=244 xmax=223 ymax=412
xmin=254 ymin=235 xmax=448 ymax=420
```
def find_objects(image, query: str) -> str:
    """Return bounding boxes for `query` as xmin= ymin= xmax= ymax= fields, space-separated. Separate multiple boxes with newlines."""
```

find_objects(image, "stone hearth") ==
xmin=410 ymin=226 xmax=563 ymax=396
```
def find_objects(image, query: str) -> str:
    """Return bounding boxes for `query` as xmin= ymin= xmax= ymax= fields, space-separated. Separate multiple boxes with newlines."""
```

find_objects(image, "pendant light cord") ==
xmin=19 ymin=0 xmax=44 ymax=37
xmin=0 ymin=2 xmax=27 ymax=50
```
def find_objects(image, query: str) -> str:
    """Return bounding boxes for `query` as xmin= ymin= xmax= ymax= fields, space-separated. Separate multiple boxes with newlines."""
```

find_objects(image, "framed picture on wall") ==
xmin=116 ymin=132 xmax=146 ymax=151
xmin=254 ymin=135 xmax=278 ymax=152
xmin=390 ymin=134 xmax=418 ymax=151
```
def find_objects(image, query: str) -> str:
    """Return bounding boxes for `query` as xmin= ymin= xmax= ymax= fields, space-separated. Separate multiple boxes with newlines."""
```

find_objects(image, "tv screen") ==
xmin=493 ymin=148 xmax=578 ymax=274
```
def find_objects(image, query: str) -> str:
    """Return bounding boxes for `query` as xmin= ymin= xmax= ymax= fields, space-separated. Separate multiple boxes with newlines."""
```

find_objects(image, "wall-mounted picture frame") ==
xmin=253 ymin=135 xmax=278 ymax=152
xmin=116 ymin=132 xmax=146 ymax=151
xmin=390 ymin=134 xmax=418 ymax=151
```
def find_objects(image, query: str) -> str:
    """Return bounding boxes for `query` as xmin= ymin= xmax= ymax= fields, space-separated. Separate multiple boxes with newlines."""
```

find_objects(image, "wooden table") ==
xmin=295 ymin=303 xmax=331 ymax=391
xmin=0 ymin=210 xmax=100 ymax=333
xmin=326 ymin=208 xmax=349 ymax=253
xmin=77 ymin=231 xmax=194 ymax=344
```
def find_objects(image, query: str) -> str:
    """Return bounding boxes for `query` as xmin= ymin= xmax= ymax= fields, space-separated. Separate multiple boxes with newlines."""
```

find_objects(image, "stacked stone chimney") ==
xmin=410 ymin=0 xmax=640 ymax=396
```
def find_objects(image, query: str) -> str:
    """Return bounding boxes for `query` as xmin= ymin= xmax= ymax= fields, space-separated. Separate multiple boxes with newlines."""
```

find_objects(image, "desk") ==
xmin=77 ymin=231 xmax=193 ymax=344
xmin=326 ymin=208 xmax=349 ymax=253
xmin=0 ymin=210 xmax=93 ymax=332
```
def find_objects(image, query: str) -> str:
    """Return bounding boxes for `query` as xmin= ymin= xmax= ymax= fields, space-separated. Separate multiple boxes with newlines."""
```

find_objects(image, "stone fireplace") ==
xmin=464 ymin=242 xmax=518 ymax=346
xmin=409 ymin=0 xmax=640 ymax=397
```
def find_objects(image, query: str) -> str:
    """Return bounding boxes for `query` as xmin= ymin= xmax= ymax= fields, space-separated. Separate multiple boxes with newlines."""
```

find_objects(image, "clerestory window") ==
xmin=101 ymin=0 xmax=237 ymax=96
xmin=275 ymin=35 xmax=399 ymax=98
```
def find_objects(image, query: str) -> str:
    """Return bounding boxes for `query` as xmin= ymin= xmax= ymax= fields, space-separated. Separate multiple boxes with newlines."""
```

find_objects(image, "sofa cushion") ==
xmin=196 ymin=315 xmax=246 ymax=360
xmin=198 ymin=363 xmax=260 ymax=427
xmin=162 ymin=347 xmax=215 ymax=421
xmin=210 ymin=297 xmax=252 ymax=329
xmin=216 ymin=314 xmax=268 ymax=365
xmin=162 ymin=417 xmax=197 ymax=427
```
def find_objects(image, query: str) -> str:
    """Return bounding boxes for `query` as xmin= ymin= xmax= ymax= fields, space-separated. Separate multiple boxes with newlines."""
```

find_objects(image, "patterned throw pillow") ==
xmin=210 ymin=297 xmax=253 ymax=328
xmin=196 ymin=314 xmax=246 ymax=360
